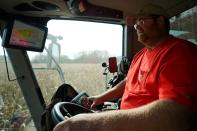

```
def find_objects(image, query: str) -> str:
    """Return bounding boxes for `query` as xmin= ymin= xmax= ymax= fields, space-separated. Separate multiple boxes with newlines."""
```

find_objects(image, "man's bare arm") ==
xmin=96 ymin=78 xmax=126 ymax=101
xmin=54 ymin=99 xmax=196 ymax=131
xmin=88 ymin=78 xmax=126 ymax=108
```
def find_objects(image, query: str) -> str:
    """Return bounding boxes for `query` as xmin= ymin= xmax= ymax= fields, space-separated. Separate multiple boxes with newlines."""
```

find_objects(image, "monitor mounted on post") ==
xmin=2 ymin=18 xmax=48 ymax=52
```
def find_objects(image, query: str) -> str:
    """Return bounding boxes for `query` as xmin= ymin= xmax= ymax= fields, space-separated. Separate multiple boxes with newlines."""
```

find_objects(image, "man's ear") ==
xmin=157 ymin=16 xmax=165 ymax=24
xmin=125 ymin=16 xmax=136 ymax=26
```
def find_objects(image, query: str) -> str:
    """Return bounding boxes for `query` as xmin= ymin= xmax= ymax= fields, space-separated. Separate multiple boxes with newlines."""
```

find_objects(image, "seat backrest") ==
xmin=41 ymin=83 xmax=78 ymax=131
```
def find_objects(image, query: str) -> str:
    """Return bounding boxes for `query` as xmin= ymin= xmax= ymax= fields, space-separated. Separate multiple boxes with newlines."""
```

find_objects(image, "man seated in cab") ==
xmin=54 ymin=3 xmax=197 ymax=131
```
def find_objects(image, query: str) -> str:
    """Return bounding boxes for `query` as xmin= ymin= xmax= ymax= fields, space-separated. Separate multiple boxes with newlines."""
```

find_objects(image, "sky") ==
xmin=45 ymin=20 xmax=123 ymax=59
xmin=0 ymin=20 xmax=123 ymax=59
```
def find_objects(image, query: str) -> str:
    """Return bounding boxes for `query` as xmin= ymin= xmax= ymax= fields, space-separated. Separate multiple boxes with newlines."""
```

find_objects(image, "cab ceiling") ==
xmin=88 ymin=0 xmax=197 ymax=17
xmin=0 ymin=0 xmax=71 ymax=17
xmin=0 ymin=0 xmax=196 ymax=18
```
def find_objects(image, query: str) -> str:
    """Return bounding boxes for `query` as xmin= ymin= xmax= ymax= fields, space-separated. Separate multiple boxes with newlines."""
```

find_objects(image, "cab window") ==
xmin=0 ymin=38 xmax=35 ymax=130
xmin=170 ymin=6 xmax=197 ymax=45
xmin=27 ymin=20 xmax=123 ymax=104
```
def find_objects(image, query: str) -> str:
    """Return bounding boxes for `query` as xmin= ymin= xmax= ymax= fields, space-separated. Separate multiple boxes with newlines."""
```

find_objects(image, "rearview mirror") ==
xmin=108 ymin=57 xmax=117 ymax=73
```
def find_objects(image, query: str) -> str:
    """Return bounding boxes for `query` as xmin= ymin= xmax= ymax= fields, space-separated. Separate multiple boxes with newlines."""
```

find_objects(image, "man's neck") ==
xmin=145 ymin=34 xmax=170 ymax=49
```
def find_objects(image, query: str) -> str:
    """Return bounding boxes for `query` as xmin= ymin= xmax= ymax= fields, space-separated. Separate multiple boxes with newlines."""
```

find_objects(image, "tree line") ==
xmin=31 ymin=50 xmax=111 ymax=64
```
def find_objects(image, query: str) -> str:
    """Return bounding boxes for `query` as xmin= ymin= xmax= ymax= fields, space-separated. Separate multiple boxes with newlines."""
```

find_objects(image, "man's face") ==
xmin=134 ymin=16 xmax=163 ymax=47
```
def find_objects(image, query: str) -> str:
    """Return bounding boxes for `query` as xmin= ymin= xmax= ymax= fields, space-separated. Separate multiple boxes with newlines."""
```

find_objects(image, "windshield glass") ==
xmin=27 ymin=20 xmax=123 ymax=104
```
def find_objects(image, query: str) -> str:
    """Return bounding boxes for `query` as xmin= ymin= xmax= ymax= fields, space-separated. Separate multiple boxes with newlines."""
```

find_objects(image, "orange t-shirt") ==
xmin=120 ymin=36 xmax=197 ymax=111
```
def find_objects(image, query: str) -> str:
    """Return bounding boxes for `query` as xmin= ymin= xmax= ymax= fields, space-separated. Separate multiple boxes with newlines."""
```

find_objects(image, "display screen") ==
xmin=2 ymin=19 xmax=48 ymax=52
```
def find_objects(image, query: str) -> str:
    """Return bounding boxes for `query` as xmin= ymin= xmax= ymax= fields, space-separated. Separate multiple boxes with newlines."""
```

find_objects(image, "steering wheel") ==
xmin=51 ymin=102 xmax=93 ymax=125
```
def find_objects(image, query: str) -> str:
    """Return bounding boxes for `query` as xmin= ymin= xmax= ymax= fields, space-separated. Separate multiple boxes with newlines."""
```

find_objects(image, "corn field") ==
xmin=0 ymin=62 xmax=111 ymax=130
